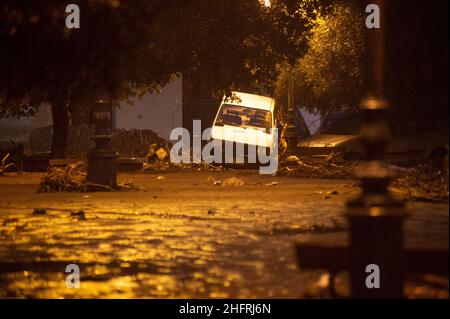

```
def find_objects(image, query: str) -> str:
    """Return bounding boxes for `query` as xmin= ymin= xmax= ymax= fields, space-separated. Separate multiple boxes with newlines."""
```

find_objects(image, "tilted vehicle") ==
xmin=297 ymin=110 xmax=448 ymax=167
xmin=211 ymin=91 xmax=277 ymax=164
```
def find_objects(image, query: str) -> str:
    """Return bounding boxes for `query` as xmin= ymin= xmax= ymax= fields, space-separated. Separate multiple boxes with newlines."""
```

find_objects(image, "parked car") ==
xmin=297 ymin=110 xmax=448 ymax=167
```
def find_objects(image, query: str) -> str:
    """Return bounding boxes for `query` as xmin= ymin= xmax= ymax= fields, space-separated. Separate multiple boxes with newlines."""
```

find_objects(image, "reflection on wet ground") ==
xmin=0 ymin=171 xmax=448 ymax=298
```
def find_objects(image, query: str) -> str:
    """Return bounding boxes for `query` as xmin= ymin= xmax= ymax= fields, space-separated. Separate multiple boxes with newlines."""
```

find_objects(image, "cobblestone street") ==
xmin=0 ymin=171 xmax=448 ymax=298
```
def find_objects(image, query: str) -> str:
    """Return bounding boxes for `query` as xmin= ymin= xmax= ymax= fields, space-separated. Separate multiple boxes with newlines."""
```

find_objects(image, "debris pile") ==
xmin=143 ymin=145 xmax=225 ymax=172
xmin=38 ymin=162 xmax=142 ymax=192
xmin=38 ymin=162 xmax=88 ymax=192
xmin=391 ymin=163 xmax=449 ymax=202
xmin=277 ymin=153 xmax=356 ymax=179
xmin=222 ymin=176 xmax=245 ymax=186
xmin=112 ymin=128 xmax=168 ymax=158
xmin=29 ymin=125 xmax=168 ymax=158
xmin=278 ymin=152 xmax=448 ymax=202
xmin=146 ymin=143 xmax=170 ymax=163
xmin=0 ymin=153 xmax=16 ymax=175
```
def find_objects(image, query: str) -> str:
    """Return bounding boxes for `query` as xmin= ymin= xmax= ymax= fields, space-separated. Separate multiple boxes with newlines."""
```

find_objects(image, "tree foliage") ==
xmin=0 ymin=0 xmax=322 ymax=156
xmin=0 ymin=0 xmax=169 ymax=157
xmin=275 ymin=1 xmax=365 ymax=116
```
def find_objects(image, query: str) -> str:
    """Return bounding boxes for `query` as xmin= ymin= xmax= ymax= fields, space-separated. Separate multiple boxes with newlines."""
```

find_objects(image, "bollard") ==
xmin=87 ymin=99 xmax=117 ymax=188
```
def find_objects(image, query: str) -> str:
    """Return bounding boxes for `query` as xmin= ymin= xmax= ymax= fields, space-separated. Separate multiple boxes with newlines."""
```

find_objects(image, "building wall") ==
xmin=0 ymin=104 xmax=52 ymax=145
xmin=1 ymin=79 xmax=183 ymax=147
xmin=182 ymin=72 xmax=221 ymax=138
xmin=116 ymin=78 xmax=182 ymax=141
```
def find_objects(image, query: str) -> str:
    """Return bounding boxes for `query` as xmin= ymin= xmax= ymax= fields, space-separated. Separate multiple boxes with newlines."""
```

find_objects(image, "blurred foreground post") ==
xmin=87 ymin=99 xmax=117 ymax=188
xmin=346 ymin=0 xmax=406 ymax=298
xmin=295 ymin=0 xmax=448 ymax=298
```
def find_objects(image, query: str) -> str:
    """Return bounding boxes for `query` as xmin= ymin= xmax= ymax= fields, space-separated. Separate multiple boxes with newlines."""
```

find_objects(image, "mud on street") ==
xmin=0 ymin=170 xmax=448 ymax=298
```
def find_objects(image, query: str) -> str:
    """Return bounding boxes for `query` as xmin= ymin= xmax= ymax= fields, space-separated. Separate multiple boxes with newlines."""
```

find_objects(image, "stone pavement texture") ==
xmin=0 ymin=171 xmax=448 ymax=298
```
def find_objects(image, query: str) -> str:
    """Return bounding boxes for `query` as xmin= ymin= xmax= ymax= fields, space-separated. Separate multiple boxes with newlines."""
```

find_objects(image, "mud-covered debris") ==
xmin=38 ymin=162 xmax=87 ymax=192
xmin=32 ymin=208 xmax=46 ymax=216
xmin=155 ymin=148 xmax=168 ymax=161
xmin=147 ymin=143 xmax=157 ymax=161
xmin=29 ymin=125 xmax=168 ymax=158
xmin=0 ymin=153 xmax=16 ymax=176
xmin=38 ymin=162 xmax=142 ymax=192
xmin=265 ymin=181 xmax=279 ymax=186
xmin=156 ymin=175 xmax=166 ymax=180
xmin=277 ymin=153 xmax=356 ymax=179
xmin=327 ymin=190 xmax=339 ymax=195
xmin=286 ymin=155 xmax=301 ymax=163
xmin=207 ymin=176 xmax=222 ymax=185
xmin=207 ymin=209 xmax=216 ymax=216
xmin=223 ymin=177 xmax=245 ymax=186
xmin=71 ymin=210 xmax=86 ymax=220
xmin=142 ymin=161 xmax=174 ymax=172
xmin=147 ymin=143 xmax=170 ymax=163
xmin=116 ymin=180 xmax=144 ymax=191
xmin=391 ymin=162 xmax=448 ymax=202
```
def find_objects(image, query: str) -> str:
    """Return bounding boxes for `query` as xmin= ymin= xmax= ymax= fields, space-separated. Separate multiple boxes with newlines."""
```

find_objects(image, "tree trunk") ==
xmin=50 ymin=98 xmax=69 ymax=159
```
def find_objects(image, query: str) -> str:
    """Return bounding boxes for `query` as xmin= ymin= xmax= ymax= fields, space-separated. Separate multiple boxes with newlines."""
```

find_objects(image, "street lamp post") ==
xmin=87 ymin=98 xmax=117 ymax=188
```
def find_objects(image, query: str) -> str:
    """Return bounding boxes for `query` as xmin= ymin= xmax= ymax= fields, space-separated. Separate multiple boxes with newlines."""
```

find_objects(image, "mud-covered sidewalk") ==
xmin=0 ymin=171 xmax=448 ymax=298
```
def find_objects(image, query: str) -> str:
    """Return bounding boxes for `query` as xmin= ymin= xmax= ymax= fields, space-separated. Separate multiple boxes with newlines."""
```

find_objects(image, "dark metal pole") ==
xmin=87 ymin=99 xmax=117 ymax=188
xmin=346 ymin=0 xmax=407 ymax=298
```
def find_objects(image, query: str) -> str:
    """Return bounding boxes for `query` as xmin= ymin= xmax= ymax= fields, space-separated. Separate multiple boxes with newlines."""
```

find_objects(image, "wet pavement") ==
xmin=0 ymin=170 xmax=448 ymax=298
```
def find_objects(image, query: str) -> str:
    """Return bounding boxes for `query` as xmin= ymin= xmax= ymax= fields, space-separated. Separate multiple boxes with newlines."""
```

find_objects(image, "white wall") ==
xmin=116 ymin=78 xmax=182 ymax=141
xmin=0 ymin=78 xmax=182 ymax=144
xmin=0 ymin=104 xmax=52 ymax=143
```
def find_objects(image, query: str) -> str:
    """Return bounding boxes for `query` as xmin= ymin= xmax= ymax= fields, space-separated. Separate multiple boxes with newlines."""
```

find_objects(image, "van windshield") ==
xmin=215 ymin=104 xmax=272 ymax=130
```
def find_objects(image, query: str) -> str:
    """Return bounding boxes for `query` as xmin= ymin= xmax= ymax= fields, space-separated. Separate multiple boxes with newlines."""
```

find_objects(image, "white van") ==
xmin=210 ymin=91 xmax=277 ymax=164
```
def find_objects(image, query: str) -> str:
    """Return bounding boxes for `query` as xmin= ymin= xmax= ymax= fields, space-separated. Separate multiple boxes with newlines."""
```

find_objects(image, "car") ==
xmin=210 ymin=91 xmax=277 ymax=164
xmin=297 ymin=110 xmax=448 ymax=167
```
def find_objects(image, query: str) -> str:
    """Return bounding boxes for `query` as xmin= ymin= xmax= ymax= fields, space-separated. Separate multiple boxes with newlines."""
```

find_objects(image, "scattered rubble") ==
xmin=265 ymin=181 xmax=279 ymax=186
xmin=147 ymin=143 xmax=170 ymax=163
xmin=277 ymin=153 xmax=356 ymax=180
xmin=37 ymin=162 xmax=143 ymax=192
xmin=222 ymin=177 xmax=245 ymax=186
xmin=112 ymin=128 xmax=169 ymax=158
xmin=38 ymin=162 xmax=89 ymax=192
xmin=279 ymin=152 xmax=448 ymax=202
xmin=155 ymin=147 xmax=168 ymax=161
xmin=0 ymin=153 xmax=16 ymax=176
xmin=391 ymin=163 xmax=449 ymax=202
xmin=29 ymin=125 xmax=168 ymax=158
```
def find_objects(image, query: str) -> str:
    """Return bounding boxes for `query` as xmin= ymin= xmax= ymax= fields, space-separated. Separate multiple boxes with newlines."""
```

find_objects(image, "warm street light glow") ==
xmin=261 ymin=0 xmax=271 ymax=8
